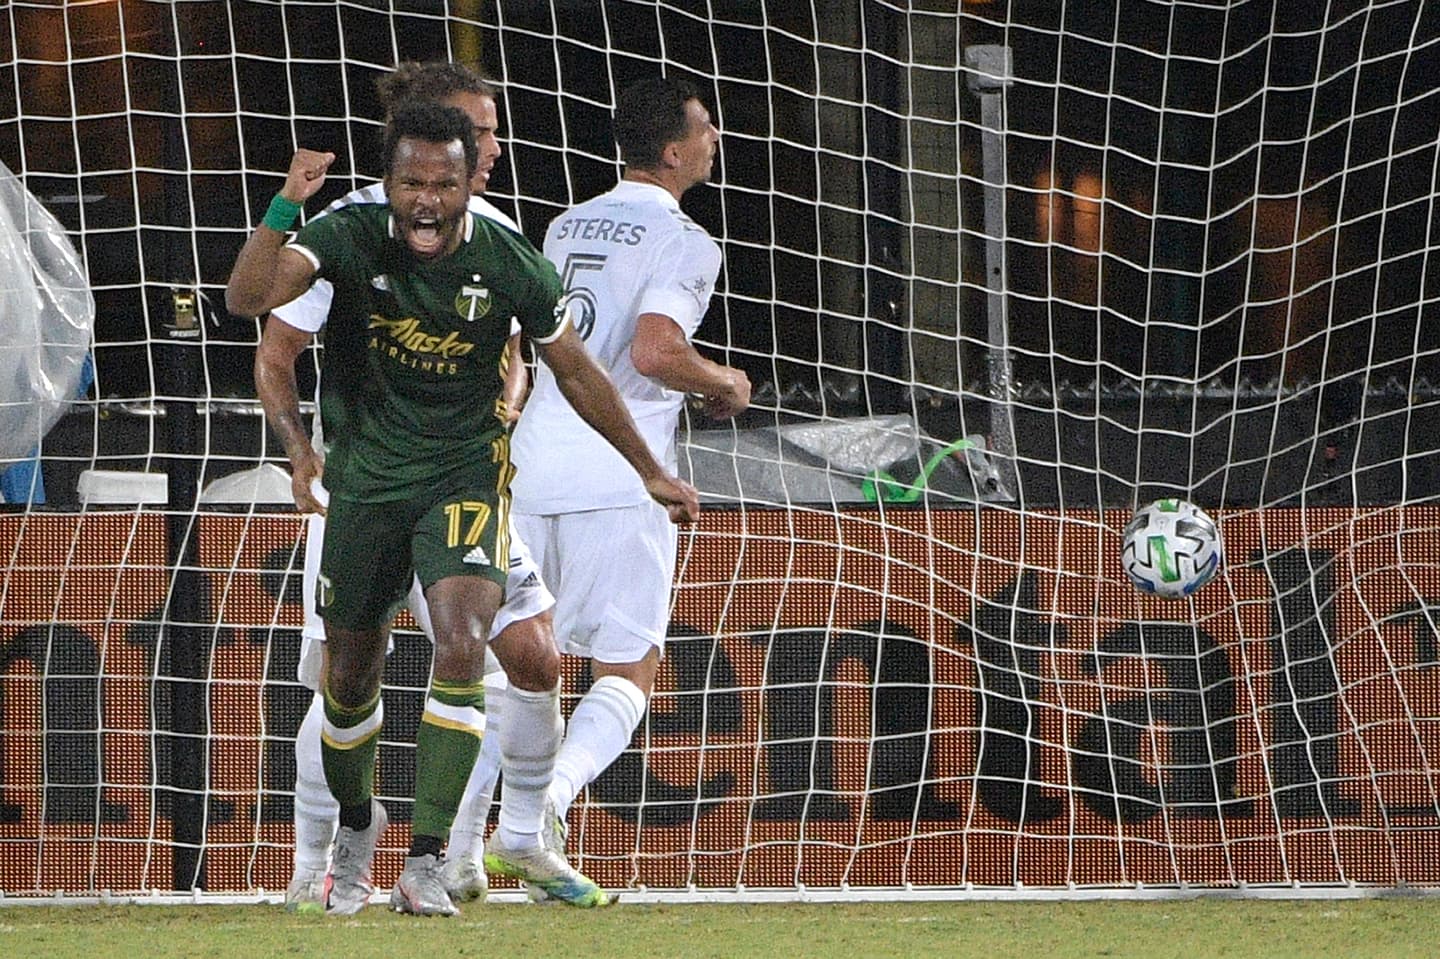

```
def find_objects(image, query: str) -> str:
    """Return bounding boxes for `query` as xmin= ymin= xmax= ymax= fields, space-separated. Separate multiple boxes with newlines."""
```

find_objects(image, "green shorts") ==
xmin=317 ymin=484 xmax=511 ymax=631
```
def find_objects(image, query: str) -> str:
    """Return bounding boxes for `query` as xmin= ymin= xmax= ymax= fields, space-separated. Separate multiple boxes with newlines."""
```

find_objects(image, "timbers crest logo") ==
xmin=456 ymin=275 xmax=492 ymax=322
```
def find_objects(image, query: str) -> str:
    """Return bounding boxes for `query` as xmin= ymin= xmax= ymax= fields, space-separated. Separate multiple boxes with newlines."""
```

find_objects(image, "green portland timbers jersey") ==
xmin=291 ymin=204 xmax=565 ymax=502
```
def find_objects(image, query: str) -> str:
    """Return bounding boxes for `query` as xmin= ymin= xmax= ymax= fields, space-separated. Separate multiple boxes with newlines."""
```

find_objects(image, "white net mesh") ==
xmin=1 ymin=0 xmax=1438 ymax=900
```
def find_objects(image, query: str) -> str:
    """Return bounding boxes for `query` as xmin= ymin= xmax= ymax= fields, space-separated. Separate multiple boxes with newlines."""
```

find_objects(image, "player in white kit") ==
xmin=509 ymin=77 xmax=751 ymax=861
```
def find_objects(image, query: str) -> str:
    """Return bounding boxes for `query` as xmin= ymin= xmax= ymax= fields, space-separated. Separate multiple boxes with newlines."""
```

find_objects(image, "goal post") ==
xmin=1 ymin=0 xmax=1439 ymax=902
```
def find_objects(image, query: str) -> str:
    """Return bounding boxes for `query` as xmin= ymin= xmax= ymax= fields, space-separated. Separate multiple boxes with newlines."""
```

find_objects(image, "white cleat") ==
xmin=484 ymin=833 xmax=608 ymax=908
xmin=284 ymin=869 xmax=329 ymax=915
xmin=325 ymin=799 xmax=388 ymax=916
xmin=440 ymin=854 xmax=488 ymax=904
xmin=390 ymin=853 xmax=459 ymax=917
xmin=524 ymin=800 xmax=570 ymax=903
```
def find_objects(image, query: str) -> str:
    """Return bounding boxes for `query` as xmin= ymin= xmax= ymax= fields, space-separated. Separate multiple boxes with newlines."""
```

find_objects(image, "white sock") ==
xmin=494 ymin=683 xmax=562 ymax=848
xmin=549 ymin=675 xmax=647 ymax=819
xmin=292 ymin=692 xmax=338 ymax=875
xmin=448 ymin=672 xmax=507 ymax=860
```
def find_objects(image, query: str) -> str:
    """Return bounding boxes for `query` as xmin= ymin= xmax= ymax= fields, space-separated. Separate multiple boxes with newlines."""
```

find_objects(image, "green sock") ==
xmin=320 ymin=685 xmax=382 ymax=809
xmin=412 ymin=679 xmax=485 ymax=841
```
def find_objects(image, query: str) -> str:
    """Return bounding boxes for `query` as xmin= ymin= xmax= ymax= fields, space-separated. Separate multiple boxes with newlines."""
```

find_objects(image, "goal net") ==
xmin=2 ymin=0 xmax=1438 ymax=901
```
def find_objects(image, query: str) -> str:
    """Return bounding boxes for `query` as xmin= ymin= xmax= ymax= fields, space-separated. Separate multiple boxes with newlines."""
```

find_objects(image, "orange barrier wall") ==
xmin=2 ymin=506 xmax=1437 ymax=894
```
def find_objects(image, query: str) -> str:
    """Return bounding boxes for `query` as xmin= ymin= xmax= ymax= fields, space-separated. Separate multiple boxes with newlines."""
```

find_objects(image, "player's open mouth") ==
xmin=406 ymin=216 xmax=448 ymax=258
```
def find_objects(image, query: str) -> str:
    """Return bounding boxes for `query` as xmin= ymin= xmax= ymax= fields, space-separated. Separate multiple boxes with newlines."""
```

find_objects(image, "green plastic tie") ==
xmin=860 ymin=437 xmax=979 ymax=503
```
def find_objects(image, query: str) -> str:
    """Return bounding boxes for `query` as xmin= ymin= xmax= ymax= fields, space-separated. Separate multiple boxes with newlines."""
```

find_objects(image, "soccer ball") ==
xmin=1121 ymin=498 xmax=1223 ymax=598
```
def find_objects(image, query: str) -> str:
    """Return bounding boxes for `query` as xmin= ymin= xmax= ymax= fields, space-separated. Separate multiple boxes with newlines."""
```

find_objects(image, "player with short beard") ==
xmin=230 ymin=101 xmax=699 ymax=914
xmin=256 ymin=63 xmax=536 ymax=916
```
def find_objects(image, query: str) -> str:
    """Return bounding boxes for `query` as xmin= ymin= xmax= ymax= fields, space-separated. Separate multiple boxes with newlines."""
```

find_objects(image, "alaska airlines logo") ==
xmin=456 ymin=276 xmax=492 ymax=322
xmin=368 ymin=315 xmax=476 ymax=358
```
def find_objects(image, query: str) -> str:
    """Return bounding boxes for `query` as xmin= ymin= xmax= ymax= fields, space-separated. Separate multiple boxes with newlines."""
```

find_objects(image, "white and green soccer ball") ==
xmin=1121 ymin=498 xmax=1224 ymax=599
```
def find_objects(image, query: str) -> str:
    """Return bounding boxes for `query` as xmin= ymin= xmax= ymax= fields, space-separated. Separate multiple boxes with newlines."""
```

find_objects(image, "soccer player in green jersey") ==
xmin=227 ymin=101 xmax=699 ymax=912
xmin=257 ymin=62 xmax=540 ymax=916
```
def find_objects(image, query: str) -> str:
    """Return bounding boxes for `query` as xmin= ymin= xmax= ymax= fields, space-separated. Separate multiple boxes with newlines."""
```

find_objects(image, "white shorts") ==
xmin=512 ymin=500 xmax=676 ymax=664
xmin=298 ymin=509 xmax=554 ymax=691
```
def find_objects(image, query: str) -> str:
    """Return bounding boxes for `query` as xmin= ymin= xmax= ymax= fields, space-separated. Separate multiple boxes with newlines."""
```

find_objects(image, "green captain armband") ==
xmin=262 ymin=193 xmax=303 ymax=232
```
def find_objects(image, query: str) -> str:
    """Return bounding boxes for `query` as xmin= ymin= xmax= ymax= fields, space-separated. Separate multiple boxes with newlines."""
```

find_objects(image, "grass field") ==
xmin=2 ymin=898 xmax=1437 ymax=959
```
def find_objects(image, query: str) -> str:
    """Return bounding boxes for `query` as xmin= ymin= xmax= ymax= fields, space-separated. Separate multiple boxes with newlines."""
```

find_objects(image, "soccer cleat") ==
xmin=484 ymin=834 xmax=609 ymax=908
xmin=325 ymin=799 xmax=388 ymax=916
xmin=440 ymin=854 xmax=487 ymax=903
xmin=390 ymin=853 xmax=459 ymax=917
xmin=542 ymin=799 xmax=569 ymax=855
xmin=524 ymin=800 xmax=570 ymax=903
xmin=284 ymin=869 xmax=329 ymax=915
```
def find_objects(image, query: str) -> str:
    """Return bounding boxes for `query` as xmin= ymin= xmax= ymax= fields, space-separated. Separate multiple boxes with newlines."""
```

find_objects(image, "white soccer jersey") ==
xmin=511 ymin=180 xmax=721 ymax=513
xmin=270 ymin=184 xmax=523 ymax=448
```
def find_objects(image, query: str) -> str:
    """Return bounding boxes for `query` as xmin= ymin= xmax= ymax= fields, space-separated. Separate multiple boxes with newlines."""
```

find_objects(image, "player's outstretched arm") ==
xmin=537 ymin=324 xmax=700 ymax=523
xmin=225 ymin=148 xmax=335 ymax=318
xmin=255 ymin=314 xmax=325 ymax=514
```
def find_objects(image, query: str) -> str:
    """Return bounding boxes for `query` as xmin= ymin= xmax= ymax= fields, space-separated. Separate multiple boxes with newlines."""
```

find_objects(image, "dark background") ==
xmin=1 ymin=0 xmax=1437 ymax=506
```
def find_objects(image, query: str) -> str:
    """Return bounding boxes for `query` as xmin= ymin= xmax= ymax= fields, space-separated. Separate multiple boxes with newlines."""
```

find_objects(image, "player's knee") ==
xmin=592 ymin=653 xmax=659 ymax=698
xmin=588 ymin=611 xmax=662 ymax=694
xmin=322 ymin=639 xmax=385 ymax=706
xmin=324 ymin=670 xmax=380 ymax=708
xmin=430 ymin=628 xmax=488 ymax=682
xmin=496 ymin=629 xmax=560 ymax=691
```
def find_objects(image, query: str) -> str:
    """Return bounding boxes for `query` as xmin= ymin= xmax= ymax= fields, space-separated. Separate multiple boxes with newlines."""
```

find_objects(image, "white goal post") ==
xmin=1 ymin=0 xmax=1439 ymax=903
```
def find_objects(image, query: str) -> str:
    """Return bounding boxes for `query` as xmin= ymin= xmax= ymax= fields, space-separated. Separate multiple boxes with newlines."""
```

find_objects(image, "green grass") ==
xmin=3 ymin=899 xmax=1438 ymax=959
